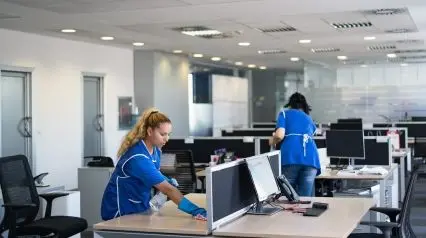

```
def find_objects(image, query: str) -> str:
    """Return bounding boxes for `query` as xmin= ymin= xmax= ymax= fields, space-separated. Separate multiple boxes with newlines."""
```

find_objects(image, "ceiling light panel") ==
xmin=257 ymin=49 xmax=287 ymax=55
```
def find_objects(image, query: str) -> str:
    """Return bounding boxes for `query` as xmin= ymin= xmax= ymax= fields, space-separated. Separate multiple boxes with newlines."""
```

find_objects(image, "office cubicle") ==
xmin=364 ymin=127 xmax=408 ymax=149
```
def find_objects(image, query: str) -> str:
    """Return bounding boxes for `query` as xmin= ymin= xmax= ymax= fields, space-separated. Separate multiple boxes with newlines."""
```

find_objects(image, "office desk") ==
xmin=214 ymin=197 xmax=375 ymax=238
xmin=94 ymin=193 xmax=210 ymax=238
xmin=317 ymin=164 xmax=398 ymax=209
xmin=94 ymin=194 xmax=375 ymax=238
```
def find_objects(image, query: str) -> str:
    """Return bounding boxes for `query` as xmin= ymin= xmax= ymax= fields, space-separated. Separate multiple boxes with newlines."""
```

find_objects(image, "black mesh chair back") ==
xmin=0 ymin=155 xmax=39 ymax=232
xmin=161 ymin=150 xmax=196 ymax=194
xmin=398 ymin=166 xmax=426 ymax=238
xmin=404 ymin=164 xmax=426 ymax=237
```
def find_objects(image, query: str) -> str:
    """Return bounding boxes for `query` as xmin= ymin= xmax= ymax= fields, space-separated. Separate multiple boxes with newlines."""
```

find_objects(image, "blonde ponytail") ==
xmin=117 ymin=107 xmax=171 ymax=158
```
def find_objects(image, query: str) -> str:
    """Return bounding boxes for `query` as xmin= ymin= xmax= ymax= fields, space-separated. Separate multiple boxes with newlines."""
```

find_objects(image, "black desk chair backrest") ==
xmin=0 ymin=154 xmax=88 ymax=238
xmin=0 ymin=154 xmax=40 ymax=232
xmin=162 ymin=150 xmax=196 ymax=194
xmin=398 ymin=165 xmax=420 ymax=237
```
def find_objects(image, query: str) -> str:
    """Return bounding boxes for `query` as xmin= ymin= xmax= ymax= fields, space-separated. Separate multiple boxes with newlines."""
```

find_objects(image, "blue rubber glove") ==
xmin=163 ymin=175 xmax=179 ymax=187
xmin=178 ymin=197 xmax=207 ymax=219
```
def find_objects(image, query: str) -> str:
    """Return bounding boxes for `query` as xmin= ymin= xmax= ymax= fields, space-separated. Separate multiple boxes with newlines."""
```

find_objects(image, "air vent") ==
xmin=0 ymin=13 xmax=20 ymax=19
xmin=394 ymin=49 xmax=426 ymax=54
xmin=257 ymin=49 xmax=287 ymax=54
xmin=400 ymin=55 xmax=426 ymax=60
xmin=342 ymin=60 xmax=365 ymax=65
xmin=385 ymin=28 xmax=417 ymax=34
xmin=367 ymin=44 xmax=397 ymax=51
xmin=387 ymin=57 xmax=405 ymax=63
xmin=331 ymin=22 xmax=372 ymax=29
xmin=311 ymin=48 xmax=340 ymax=53
xmin=257 ymin=26 xmax=297 ymax=33
xmin=363 ymin=8 xmax=407 ymax=15
xmin=198 ymin=31 xmax=241 ymax=39
xmin=395 ymin=39 xmax=424 ymax=45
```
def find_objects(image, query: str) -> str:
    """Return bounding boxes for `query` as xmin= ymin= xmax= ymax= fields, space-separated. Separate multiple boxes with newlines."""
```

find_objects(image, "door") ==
xmin=83 ymin=76 xmax=104 ymax=157
xmin=0 ymin=71 xmax=32 ymax=166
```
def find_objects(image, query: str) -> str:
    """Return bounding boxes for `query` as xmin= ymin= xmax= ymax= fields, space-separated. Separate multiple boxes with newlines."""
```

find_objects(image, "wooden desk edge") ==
xmin=94 ymin=223 xmax=210 ymax=236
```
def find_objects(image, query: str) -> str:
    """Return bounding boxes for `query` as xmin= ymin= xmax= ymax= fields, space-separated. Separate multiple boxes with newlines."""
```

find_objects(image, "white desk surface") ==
xmin=214 ymin=196 xmax=375 ymax=238
xmin=317 ymin=164 xmax=397 ymax=180
xmin=93 ymin=193 xmax=209 ymax=236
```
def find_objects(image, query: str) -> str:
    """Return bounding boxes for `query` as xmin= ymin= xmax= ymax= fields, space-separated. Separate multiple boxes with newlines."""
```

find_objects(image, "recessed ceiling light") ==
xmin=61 ymin=29 xmax=76 ymax=33
xmin=235 ymin=61 xmax=243 ymax=66
xmin=173 ymin=50 xmax=183 ymax=53
xmin=290 ymin=57 xmax=300 ymax=62
xmin=387 ymin=53 xmax=397 ymax=58
xmin=337 ymin=55 xmax=348 ymax=60
xmin=101 ymin=36 xmax=114 ymax=41
xmin=192 ymin=53 xmax=203 ymax=58
xmin=361 ymin=64 xmax=368 ymax=67
xmin=299 ymin=39 xmax=311 ymax=44
xmin=211 ymin=57 xmax=221 ymax=61
xmin=364 ymin=36 xmax=376 ymax=41
xmin=400 ymin=63 xmax=408 ymax=66
xmin=259 ymin=66 xmax=267 ymax=70
xmin=133 ymin=42 xmax=144 ymax=46
xmin=238 ymin=42 xmax=251 ymax=46
xmin=248 ymin=64 xmax=256 ymax=68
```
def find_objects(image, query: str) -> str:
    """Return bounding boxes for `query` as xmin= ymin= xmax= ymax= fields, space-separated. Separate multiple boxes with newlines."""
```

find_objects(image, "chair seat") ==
xmin=348 ymin=233 xmax=384 ymax=238
xmin=17 ymin=216 xmax=88 ymax=238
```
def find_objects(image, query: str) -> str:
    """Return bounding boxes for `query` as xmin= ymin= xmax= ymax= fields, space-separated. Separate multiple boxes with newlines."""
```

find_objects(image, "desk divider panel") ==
xmin=206 ymin=158 xmax=257 ymax=231
xmin=162 ymin=137 xmax=256 ymax=163
xmin=205 ymin=152 xmax=281 ymax=232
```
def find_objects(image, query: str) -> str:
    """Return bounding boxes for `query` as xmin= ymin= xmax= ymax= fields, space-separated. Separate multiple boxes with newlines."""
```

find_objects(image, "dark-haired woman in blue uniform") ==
xmin=269 ymin=92 xmax=320 ymax=196
xmin=101 ymin=107 xmax=206 ymax=221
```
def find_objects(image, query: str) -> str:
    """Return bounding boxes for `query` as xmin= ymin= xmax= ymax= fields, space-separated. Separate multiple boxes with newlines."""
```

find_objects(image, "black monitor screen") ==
xmin=373 ymin=123 xmax=393 ymax=128
xmin=222 ymin=129 xmax=274 ymax=137
xmin=395 ymin=123 xmax=426 ymax=138
xmin=314 ymin=138 xmax=326 ymax=148
xmin=326 ymin=130 xmax=365 ymax=159
xmin=162 ymin=138 xmax=256 ymax=163
xmin=330 ymin=123 xmax=363 ymax=131
xmin=337 ymin=118 xmax=363 ymax=124
xmin=411 ymin=117 xmax=426 ymax=122
xmin=211 ymin=163 xmax=256 ymax=222
xmin=355 ymin=138 xmax=390 ymax=166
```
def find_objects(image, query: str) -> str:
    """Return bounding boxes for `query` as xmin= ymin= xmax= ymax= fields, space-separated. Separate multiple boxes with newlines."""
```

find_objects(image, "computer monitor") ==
xmin=354 ymin=137 xmax=391 ymax=166
xmin=330 ymin=122 xmax=363 ymax=131
xmin=325 ymin=130 xmax=365 ymax=159
xmin=245 ymin=155 xmax=281 ymax=215
xmin=411 ymin=116 xmax=426 ymax=122
xmin=395 ymin=123 xmax=426 ymax=138
xmin=337 ymin=118 xmax=363 ymax=124
xmin=373 ymin=123 xmax=393 ymax=128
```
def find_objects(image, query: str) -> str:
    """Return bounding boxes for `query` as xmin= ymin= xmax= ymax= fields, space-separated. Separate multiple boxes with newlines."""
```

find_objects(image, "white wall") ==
xmin=0 ymin=28 xmax=134 ymax=189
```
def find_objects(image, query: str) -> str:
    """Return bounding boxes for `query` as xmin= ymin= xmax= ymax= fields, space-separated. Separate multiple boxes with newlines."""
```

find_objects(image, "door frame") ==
xmin=81 ymin=72 xmax=105 ymax=165
xmin=0 ymin=65 xmax=34 ymax=170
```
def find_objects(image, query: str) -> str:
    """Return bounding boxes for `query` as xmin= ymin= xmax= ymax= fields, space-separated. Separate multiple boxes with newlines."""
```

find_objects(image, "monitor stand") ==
xmin=247 ymin=201 xmax=281 ymax=216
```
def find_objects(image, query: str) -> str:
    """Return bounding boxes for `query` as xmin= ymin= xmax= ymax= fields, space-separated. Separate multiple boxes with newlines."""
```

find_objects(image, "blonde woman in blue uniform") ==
xmin=101 ymin=108 xmax=207 ymax=220
xmin=269 ymin=92 xmax=320 ymax=196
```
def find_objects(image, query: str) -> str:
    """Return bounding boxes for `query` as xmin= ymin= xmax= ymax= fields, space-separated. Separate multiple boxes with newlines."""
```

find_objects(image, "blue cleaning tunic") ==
xmin=276 ymin=108 xmax=321 ymax=175
xmin=101 ymin=141 xmax=165 ymax=220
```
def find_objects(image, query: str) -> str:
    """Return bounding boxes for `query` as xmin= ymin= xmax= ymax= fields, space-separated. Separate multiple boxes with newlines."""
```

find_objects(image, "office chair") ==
xmin=348 ymin=164 xmax=425 ymax=238
xmin=0 ymin=155 xmax=88 ymax=238
xmin=161 ymin=150 xmax=197 ymax=194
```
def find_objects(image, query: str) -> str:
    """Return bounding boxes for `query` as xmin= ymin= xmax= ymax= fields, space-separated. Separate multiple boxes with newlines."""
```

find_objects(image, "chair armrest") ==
xmin=359 ymin=221 xmax=399 ymax=238
xmin=39 ymin=192 xmax=69 ymax=218
xmin=2 ymin=203 xmax=37 ymax=238
xmin=369 ymin=207 xmax=401 ymax=222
